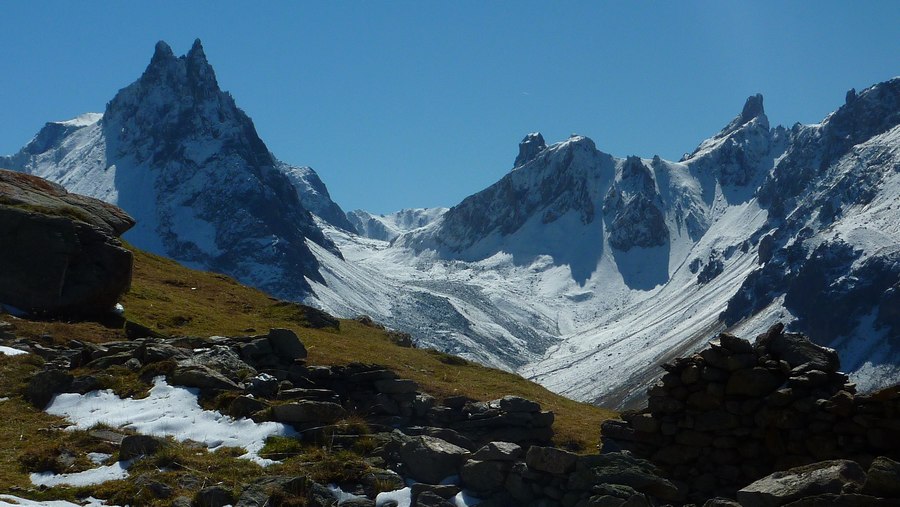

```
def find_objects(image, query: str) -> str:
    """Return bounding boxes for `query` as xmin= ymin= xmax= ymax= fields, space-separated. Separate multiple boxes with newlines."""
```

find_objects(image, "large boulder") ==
xmin=0 ymin=169 xmax=134 ymax=315
xmin=737 ymin=460 xmax=867 ymax=507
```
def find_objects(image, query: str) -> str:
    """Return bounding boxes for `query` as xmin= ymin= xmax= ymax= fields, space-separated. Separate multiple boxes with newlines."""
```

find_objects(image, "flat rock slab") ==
xmin=737 ymin=459 xmax=866 ymax=507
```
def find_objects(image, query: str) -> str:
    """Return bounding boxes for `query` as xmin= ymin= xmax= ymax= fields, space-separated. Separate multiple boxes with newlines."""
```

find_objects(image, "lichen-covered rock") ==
xmin=863 ymin=456 xmax=900 ymax=498
xmin=169 ymin=364 xmax=241 ymax=391
xmin=525 ymin=445 xmax=578 ymax=474
xmin=737 ymin=460 xmax=866 ymax=507
xmin=271 ymin=401 xmax=346 ymax=424
xmin=399 ymin=435 xmax=469 ymax=484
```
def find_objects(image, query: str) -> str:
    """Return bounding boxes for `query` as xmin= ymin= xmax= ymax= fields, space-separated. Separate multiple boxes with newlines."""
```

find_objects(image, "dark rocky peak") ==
xmin=150 ymin=40 xmax=175 ymax=65
xmin=104 ymin=39 xmax=269 ymax=167
xmin=184 ymin=38 xmax=218 ymax=92
xmin=741 ymin=93 xmax=765 ymax=122
xmin=721 ymin=93 xmax=769 ymax=137
xmin=620 ymin=156 xmax=654 ymax=189
xmin=820 ymin=77 xmax=900 ymax=156
xmin=513 ymin=132 xmax=547 ymax=168
xmin=603 ymin=156 xmax=668 ymax=251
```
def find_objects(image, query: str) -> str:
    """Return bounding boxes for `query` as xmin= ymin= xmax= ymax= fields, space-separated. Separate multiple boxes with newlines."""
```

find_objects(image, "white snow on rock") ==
xmin=45 ymin=377 xmax=296 ymax=464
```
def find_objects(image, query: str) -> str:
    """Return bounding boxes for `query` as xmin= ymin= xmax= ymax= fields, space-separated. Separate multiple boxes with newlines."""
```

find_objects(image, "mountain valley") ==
xmin=2 ymin=41 xmax=898 ymax=411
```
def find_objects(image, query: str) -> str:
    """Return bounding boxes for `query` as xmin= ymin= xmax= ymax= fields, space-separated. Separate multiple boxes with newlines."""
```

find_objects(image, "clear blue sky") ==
xmin=1 ymin=2 xmax=897 ymax=214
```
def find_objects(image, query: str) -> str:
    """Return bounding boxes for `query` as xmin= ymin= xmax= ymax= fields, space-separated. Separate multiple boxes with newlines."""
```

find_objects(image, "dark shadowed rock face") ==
xmin=0 ymin=169 xmax=134 ymax=315
xmin=604 ymin=156 xmax=668 ymax=251
xmin=514 ymin=132 xmax=547 ymax=168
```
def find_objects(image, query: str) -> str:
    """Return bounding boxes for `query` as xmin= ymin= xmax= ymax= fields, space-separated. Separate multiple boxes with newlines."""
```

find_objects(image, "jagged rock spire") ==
xmin=741 ymin=93 xmax=765 ymax=123
xmin=719 ymin=93 xmax=768 ymax=136
xmin=513 ymin=132 xmax=547 ymax=168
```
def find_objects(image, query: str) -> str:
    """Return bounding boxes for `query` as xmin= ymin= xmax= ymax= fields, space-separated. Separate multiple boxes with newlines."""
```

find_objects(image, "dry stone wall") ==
xmin=601 ymin=323 xmax=900 ymax=503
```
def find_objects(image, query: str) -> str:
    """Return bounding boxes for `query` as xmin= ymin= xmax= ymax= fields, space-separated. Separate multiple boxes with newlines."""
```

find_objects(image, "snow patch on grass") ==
xmin=45 ymin=377 xmax=296 ymax=464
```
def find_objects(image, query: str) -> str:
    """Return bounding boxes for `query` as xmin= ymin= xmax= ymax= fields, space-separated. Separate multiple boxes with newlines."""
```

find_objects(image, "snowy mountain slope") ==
xmin=346 ymin=207 xmax=448 ymax=241
xmin=1 ymin=40 xmax=348 ymax=299
xmin=277 ymin=161 xmax=356 ymax=231
xmin=311 ymin=79 xmax=900 ymax=407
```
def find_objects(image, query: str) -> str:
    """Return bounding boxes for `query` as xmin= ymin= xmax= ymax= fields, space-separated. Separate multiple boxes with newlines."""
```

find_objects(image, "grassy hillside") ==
xmin=5 ymin=247 xmax=617 ymax=460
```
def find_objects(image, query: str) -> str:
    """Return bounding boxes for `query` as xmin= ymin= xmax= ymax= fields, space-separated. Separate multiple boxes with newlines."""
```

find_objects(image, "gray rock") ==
xmin=119 ymin=434 xmax=167 ymax=461
xmin=737 ymin=459 xmax=866 ymax=507
xmin=460 ymin=459 xmax=510 ymax=493
xmin=246 ymin=373 xmax=279 ymax=398
xmin=863 ymin=456 xmax=900 ymax=497
xmin=196 ymin=485 xmax=234 ymax=507
xmin=399 ymin=435 xmax=469 ymax=484
xmin=471 ymin=441 xmax=523 ymax=461
xmin=25 ymin=369 xmax=73 ymax=408
xmin=758 ymin=325 xmax=840 ymax=372
xmin=526 ymin=446 xmax=578 ymax=475
xmin=277 ymin=387 xmax=341 ymax=404
xmin=271 ymin=401 xmax=347 ymax=424
xmin=0 ymin=170 xmax=134 ymax=316
xmin=573 ymin=452 xmax=680 ymax=502
xmin=410 ymin=483 xmax=460 ymax=503
xmin=717 ymin=333 xmax=755 ymax=354
xmin=138 ymin=342 xmax=188 ymax=363
xmin=187 ymin=345 xmax=255 ymax=382
xmin=170 ymin=364 xmax=241 ymax=391
xmin=497 ymin=395 xmax=541 ymax=413
xmin=134 ymin=473 xmax=173 ymax=499
xmin=265 ymin=328 xmax=308 ymax=361
xmin=361 ymin=468 xmax=404 ymax=498
xmin=229 ymin=395 xmax=268 ymax=418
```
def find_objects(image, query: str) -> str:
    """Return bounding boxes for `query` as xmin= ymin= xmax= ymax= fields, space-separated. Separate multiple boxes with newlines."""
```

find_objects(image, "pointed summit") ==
xmin=741 ymin=93 xmax=765 ymax=122
xmin=150 ymin=40 xmax=175 ymax=66
xmin=187 ymin=38 xmax=206 ymax=60
xmin=722 ymin=93 xmax=768 ymax=134
xmin=513 ymin=132 xmax=547 ymax=168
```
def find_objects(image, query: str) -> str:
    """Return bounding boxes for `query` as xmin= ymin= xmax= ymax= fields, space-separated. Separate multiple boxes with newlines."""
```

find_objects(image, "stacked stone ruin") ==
xmin=601 ymin=323 xmax=900 ymax=502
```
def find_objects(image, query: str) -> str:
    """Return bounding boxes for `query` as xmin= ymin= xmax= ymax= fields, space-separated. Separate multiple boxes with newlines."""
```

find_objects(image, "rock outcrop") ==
xmin=0 ymin=169 xmax=134 ymax=315
xmin=514 ymin=132 xmax=547 ymax=168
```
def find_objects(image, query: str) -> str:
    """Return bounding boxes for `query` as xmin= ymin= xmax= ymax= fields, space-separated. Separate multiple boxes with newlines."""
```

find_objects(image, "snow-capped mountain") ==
xmin=347 ymin=207 xmax=448 ymax=241
xmin=309 ymin=79 xmax=900 ymax=407
xmin=1 ymin=40 xmax=346 ymax=299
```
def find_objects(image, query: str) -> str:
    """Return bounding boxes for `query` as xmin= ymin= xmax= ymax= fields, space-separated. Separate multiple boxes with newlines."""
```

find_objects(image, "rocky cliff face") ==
xmin=0 ymin=169 xmax=134 ymax=315
xmin=603 ymin=156 xmax=668 ymax=251
xmin=2 ymin=40 xmax=343 ymax=299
